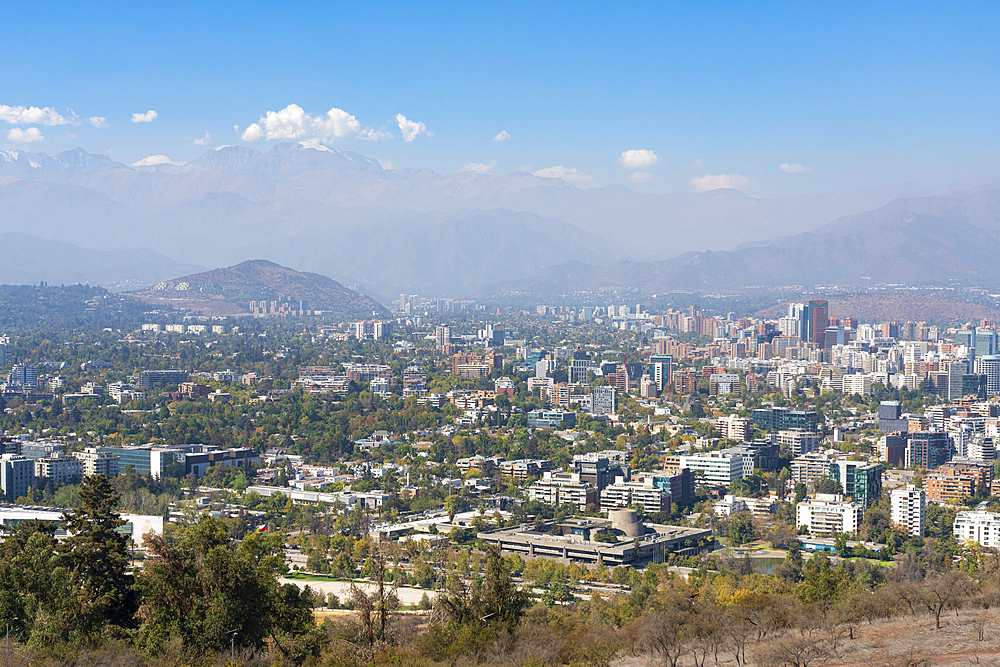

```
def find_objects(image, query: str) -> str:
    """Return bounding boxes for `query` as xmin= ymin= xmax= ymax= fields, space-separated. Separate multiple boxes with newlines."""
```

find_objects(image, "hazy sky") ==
xmin=3 ymin=1 xmax=999 ymax=197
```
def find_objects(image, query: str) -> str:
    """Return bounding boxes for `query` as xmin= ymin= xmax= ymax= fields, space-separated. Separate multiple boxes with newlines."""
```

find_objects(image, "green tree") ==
xmin=725 ymin=512 xmax=754 ymax=546
xmin=445 ymin=494 xmax=464 ymax=523
xmin=56 ymin=474 xmax=136 ymax=635
xmin=136 ymin=515 xmax=314 ymax=657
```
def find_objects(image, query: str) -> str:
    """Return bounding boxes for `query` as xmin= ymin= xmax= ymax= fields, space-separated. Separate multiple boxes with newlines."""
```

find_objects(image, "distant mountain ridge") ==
xmin=0 ymin=143 xmax=949 ymax=296
xmin=131 ymin=260 xmax=386 ymax=316
xmin=491 ymin=188 xmax=1000 ymax=294
xmin=0 ymin=232 xmax=205 ymax=290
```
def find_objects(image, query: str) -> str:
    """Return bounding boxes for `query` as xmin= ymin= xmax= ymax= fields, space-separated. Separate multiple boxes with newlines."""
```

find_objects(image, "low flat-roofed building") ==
xmin=476 ymin=514 xmax=711 ymax=567
xmin=0 ymin=503 xmax=163 ymax=546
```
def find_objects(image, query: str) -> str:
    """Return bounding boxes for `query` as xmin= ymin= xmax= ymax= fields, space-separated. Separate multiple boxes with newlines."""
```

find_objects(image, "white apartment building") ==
xmin=73 ymin=447 xmax=121 ymax=478
xmin=599 ymin=474 xmax=671 ymax=513
xmin=526 ymin=472 xmax=595 ymax=512
xmin=679 ymin=451 xmax=744 ymax=486
xmin=954 ymin=511 xmax=1000 ymax=548
xmin=777 ymin=429 xmax=820 ymax=456
xmin=714 ymin=494 xmax=777 ymax=518
xmin=968 ymin=436 xmax=996 ymax=462
xmin=841 ymin=373 xmax=873 ymax=397
xmin=890 ymin=485 xmax=925 ymax=537
xmin=34 ymin=453 xmax=83 ymax=485
xmin=591 ymin=385 xmax=617 ymax=416
xmin=719 ymin=414 xmax=752 ymax=442
xmin=796 ymin=493 xmax=863 ymax=534
xmin=790 ymin=451 xmax=833 ymax=485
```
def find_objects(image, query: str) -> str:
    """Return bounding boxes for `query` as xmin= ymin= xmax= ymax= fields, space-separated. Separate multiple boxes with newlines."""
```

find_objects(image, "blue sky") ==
xmin=3 ymin=1 xmax=999 ymax=196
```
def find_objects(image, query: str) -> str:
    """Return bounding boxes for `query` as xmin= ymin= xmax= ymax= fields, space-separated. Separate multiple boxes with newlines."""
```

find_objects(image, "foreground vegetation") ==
xmin=4 ymin=475 xmax=1000 ymax=667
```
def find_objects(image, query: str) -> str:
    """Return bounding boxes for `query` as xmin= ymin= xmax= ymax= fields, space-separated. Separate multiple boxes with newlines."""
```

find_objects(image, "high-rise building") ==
xmin=776 ymin=429 xmax=820 ymax=456
xmin=434 ymin=325 xmax=451 ymax=351
xmin=751 ymin=406 xmax=818 ymax=432
xmin=891 ymin=485 xmax=925 ymax=537
xmin=975 ymin=355 xmax=1000 ymax=395
xmin=7 ymin=364 xmax=38 ymax=390
xmin=956 ymin=328 xmax=975 ymax=349
xmin=568 ymin=357 xmax=590 ymax=384
xmin=0 ymin=454 xmax=33 ymax=501
xmin=138 ymin=369 xmax=188 ymax=390
xmin=73 ymin=448 xmax=121 ymax=477
xmin=976 ymin=328 xmax=998 ymax=358
xmin=646 ymin=355 xmax=672 ymax=395
xmin=906 ymin=431 xmax=952 ymax=469
xmin=779 ymin=303 xmax=807 ymax=338
xmin=829 ymin=460 xmax=882 ymax=508
xmin=878 ymin=401 xmax=907 ymax=433
xmin=807 ymin=300 xmax=828 ymax=347
xmin=591 ymin=386 xmax=617 ymax=415
xmin=34 ymin=453 xmax=83 ymax=485
xmin=796 ymin=494 xmax=863 ymax=534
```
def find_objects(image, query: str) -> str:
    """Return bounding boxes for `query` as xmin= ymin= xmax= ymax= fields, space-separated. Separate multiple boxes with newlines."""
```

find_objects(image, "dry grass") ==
xmin=611 ymin=606 xmax=1000 ymax=667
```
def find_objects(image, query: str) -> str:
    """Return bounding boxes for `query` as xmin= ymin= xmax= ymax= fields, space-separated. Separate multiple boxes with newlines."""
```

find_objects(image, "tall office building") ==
xmin=956 ymin=328 xmax=975 ymax=349
xmin=591 ymin=386 xmax=617 ymax=415
xmin=7 ymin=364 xmax=38 ymax=390
xmin=829 ymin=460 xmax=882 ymax=508
xmin=0 ymin=339 xmax=11 ymax=367
xmin=779 ymin=303 xmax=806 ymax=338
xmin=647 ymin=354 xmax=672 ymax=395
xmin=807 ymin=300 xmax=828 ymax=347
xmin=0 ymin=454 xmax=33 ymax=502
xmin=435 ymin=325 xmax=451 ymax=351
xmin=976 ymin=328 xmax=999 ymax=358
xmin=974 ymin=355 xmax=1000 ymax=395
xmin=568 ymin=356 xmax=590 ymax=384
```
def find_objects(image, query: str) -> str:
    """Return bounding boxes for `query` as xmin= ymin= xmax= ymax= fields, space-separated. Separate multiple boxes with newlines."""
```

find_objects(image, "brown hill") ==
xmin=754 ymin=291 xmax=1000 ymax=325
xmin=131 ymin=259 xmax=386 ymax=317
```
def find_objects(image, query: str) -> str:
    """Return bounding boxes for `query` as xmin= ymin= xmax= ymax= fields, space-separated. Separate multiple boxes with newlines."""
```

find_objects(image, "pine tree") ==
xmin=57 ymin=474 xmax=136 ymax=634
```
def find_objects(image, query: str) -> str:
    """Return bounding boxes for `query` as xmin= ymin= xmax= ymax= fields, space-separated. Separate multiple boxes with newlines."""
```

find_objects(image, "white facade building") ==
xmin=678 ymin=451 xmax=744 ymax=486
xmin=777 ymin=429 xmax=820 ymax=456
xmin=954 ymin=511 xmax=1000 ymax=548
xmin=890 ymin=485 xmax=925 ymax=537
xmin=795 ymin=493 xmax=863 ymax=534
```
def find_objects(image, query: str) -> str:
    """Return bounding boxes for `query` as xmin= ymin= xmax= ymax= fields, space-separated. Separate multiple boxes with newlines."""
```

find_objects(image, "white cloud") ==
xmin=459 ymin=160 xmax=496 ymax=174
xmin=0 ymin=105 xmax=73 ymax=126
xmin=687 ymin=158 xmax=704 ymax=169
xmin=240 ymin=104 xmax=390 ymax=142
xmin=7 ymin=127 xmax=43 ymax=143
xmin=690 ymin=173 xmax=752 ymax=193
xmin=241 ymin=123 xmax=263 ymax=141
xmin=88 ymin=116 xmax=108 ymax=128
xmin=131 ymin=154 xmax=183 ymax=167
xmin=619 ymin=149 xmax=660 ymax=170
xmin=132 ymin=110 xmax=158 ymax=123
xmin=395 ymin=113 xmax=429 ymax=142
xmin=493 ymin=130 xmax=511 ymax=142
xmin=780 ymin=162 xmax=812 ymax=173
xmin=628 ymin=171 xmax=654 ymax=184
xmin=193 ymin=131 xmax=211 ymax=146
xmin=532 ymin=165 xmax=593 ymax=185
